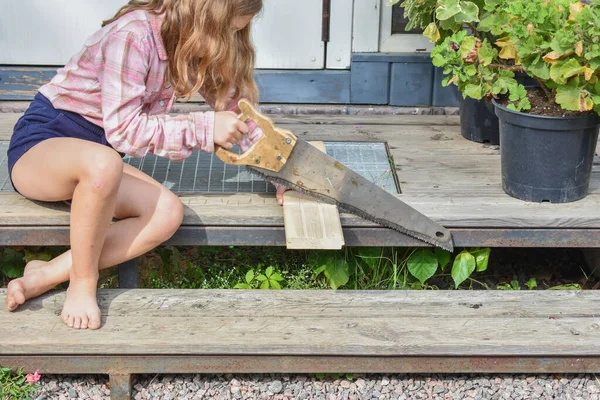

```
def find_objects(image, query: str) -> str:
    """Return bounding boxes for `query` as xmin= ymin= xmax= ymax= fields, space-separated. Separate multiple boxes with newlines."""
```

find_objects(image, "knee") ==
xmin=149 ymin=191 xmax=184 ymax=243
xmin=82 ymin=150 xmax=123 ymax=195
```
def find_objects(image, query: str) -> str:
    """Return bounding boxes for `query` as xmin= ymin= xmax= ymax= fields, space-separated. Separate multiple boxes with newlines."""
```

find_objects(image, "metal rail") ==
xmin=2 ymin=226 xmax=600 ymax=248
xmin=3 ymin=355 xmax=600 ymax=400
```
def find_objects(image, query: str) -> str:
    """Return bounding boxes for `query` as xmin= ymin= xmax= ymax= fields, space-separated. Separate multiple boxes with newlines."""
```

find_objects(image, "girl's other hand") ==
xmin=214 ymin=111 xmax=249 ymax=149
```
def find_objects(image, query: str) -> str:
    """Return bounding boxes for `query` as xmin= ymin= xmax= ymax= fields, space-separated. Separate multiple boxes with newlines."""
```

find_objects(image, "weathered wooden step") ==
xmin=3 ymin=289 xmax=600 ymax=399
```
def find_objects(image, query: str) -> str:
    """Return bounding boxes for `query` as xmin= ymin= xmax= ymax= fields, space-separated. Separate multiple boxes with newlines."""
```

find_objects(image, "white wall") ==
xmin=0 ymin=0 xmax=345 ymax=69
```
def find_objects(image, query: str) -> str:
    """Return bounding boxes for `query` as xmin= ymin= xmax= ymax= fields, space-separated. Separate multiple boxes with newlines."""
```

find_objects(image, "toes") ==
xmin=80 ymin=315 xmax=89 ymax=330
xmin=6 ymin=280 xmax=26 ymax=312
xmin=6 ymin=295 xmax=16 ymax=312
xmin=67 ymin=315 xmax=75 ymax=328
xmin=73 ymin=317 xmax=82 ymax=330
xmin=13 ymin=289 xmax=26 ymax=306
xmin=89 ymin=312 xmax=101 ymax=330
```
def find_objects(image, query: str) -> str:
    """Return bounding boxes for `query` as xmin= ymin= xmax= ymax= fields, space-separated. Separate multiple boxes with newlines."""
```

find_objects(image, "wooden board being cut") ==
xmin=283 ymin=141 xmax=344 ymax=249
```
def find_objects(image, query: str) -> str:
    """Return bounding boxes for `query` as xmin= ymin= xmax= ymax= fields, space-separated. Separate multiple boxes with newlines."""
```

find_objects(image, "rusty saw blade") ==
xmin=247 ymin=138 xmax=454 ymax=251
xmin=214 ymin=99 xmax=454 ymax=252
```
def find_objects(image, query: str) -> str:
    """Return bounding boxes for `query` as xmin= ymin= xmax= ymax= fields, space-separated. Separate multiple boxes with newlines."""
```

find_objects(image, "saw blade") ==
xmin=248 ymin=138 xmax=454 ymax=252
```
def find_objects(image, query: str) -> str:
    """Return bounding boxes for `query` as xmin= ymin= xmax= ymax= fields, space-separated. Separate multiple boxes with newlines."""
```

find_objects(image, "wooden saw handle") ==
xmin=215 ymin=99 xmax=297 ymax=172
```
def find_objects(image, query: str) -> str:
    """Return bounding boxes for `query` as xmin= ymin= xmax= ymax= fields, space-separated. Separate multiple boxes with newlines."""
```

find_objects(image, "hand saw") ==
xmin=215 ymin=99 xmax=454 ymax=252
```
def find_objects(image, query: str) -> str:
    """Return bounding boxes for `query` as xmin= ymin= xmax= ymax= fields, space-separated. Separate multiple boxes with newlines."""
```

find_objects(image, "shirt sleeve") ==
xmin=98 ymin=31 xmax=214 ymax=161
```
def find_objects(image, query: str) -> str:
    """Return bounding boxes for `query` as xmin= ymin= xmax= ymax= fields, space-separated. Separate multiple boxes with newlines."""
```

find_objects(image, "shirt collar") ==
xmin=150 ymin=12 xmax=168 ymax=61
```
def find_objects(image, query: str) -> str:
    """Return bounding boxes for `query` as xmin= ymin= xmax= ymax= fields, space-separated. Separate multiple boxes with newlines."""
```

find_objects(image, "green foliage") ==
xmin=0 ymin=366 xmax=40 ymax=400
xmin=391 ymin=0 xmax=600 ymax=114
xmin=231 ymin=246 xmax=491 ymax=291
xmin=234 ymin=266 xmax=285 ymax=290
xmin=0 ymin=247 xmax=64 ymax=280
xmin=497 ymin=280 xmax=521 ymax=290
xmin=407 ymin=247 xmax=490 ymax=288
xmin=525 ymin=278 xmax=538 ymax=290
xmin=310 ymin=251 xmax=350 ymax=290
xmin=547 ymin=283 xmax=582 ymax=290
xmin=0 ymin=249 xmax=26 ymax=279
xmin=311 ymin=373 xmax=354 ymax=381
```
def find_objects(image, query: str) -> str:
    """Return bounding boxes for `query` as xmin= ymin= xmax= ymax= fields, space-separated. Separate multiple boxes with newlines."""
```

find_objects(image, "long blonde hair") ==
xmin=103 ymin=0 xmax=262 ymax=110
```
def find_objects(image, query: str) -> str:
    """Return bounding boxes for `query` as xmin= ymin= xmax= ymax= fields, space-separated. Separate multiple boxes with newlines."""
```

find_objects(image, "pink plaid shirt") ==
xmin=38 ymin=10 xmax=261 ymax=161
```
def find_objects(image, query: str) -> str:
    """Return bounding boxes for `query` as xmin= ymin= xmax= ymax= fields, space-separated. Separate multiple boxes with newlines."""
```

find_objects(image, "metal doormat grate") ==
xmin=0 ymin=141 xmax=399 ymax=194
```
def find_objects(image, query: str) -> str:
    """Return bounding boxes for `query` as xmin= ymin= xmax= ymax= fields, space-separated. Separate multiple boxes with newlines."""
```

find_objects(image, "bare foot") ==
xmin=61 ymin=279 xmax=101 ymax=330
xmin=6 ymin=261 xmax=53 ymax=312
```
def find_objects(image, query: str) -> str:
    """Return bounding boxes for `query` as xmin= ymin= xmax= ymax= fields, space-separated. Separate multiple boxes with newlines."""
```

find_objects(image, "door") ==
xmin=0 ymin=0 xmax=347 ymax=69
xmin=351 ymin=0 xmax=433 ymax=53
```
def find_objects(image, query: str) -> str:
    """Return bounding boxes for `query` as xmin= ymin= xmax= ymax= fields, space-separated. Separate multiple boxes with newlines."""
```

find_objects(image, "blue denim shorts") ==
xmin=8 ymin=92 xmax=116 ymax=193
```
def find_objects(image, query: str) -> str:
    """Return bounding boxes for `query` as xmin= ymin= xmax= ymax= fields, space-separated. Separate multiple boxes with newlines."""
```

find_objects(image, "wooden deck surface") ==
xmin=2 ymin=113 xmax=600 ymax=234
xmin=1 ymin=289 xmax=599 ymax=356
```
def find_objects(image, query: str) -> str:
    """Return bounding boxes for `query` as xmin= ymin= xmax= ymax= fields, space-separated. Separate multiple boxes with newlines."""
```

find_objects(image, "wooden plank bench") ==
xmin=3 ymin=111 xmax=600 ymax=399
xmin=2 ymin=113 xmax=600 ymax=249
xmin=1 ymin=289 xmax=600 ymax=399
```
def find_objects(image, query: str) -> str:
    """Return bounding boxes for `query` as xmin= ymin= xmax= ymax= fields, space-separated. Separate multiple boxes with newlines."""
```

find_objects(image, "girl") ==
xmin=5 ymin=0 xmax=285 ymax=330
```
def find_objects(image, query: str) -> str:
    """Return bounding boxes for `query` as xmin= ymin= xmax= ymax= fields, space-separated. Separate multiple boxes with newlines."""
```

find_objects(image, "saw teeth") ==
xmin=247 ymin=167 xmax=453 ymax=252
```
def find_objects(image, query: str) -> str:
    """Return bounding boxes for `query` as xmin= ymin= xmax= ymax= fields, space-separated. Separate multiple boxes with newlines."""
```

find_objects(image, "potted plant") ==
xmin=391 ymin=0 xmax=510 ymax=144
xmin=481 ymin=0 xmax=600 ymax=203
xmin=394 ymin=0 xmax=600 ymax=203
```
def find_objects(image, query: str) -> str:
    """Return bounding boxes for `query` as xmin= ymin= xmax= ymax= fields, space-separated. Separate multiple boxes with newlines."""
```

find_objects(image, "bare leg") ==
xmin=6 ymin=138 xmax=184 ymax=329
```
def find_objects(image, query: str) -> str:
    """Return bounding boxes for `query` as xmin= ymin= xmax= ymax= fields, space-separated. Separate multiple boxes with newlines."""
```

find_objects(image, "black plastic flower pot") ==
xmin=459 ymin=97 xmax=500 ymax=145
xmin=493 ymin=100 xmax=600 ymax=203
xmin=459 ymin=74 xmax=538 ymax=145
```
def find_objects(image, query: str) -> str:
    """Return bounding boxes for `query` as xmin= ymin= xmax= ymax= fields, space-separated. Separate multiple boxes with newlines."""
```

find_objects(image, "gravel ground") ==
xmin=32 ymin=373 xmax=600 ymax=399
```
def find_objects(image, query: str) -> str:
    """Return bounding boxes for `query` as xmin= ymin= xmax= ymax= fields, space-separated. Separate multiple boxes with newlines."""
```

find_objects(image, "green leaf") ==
xmin=434 ymin=248 xmax=451 ymax=271
xmin=259 ymin=280 xmax=270 ymax=289
xmin=324 ymin=257 xmax=350 ymax=290
xmin=492 ymin=71 xmax=516 ymax=95
xmin=270 ymin=273 xmax=284 ymax=282
xmin=547 ymin=283 xmax=582 ymax=290
xmin=436 ymin=0 xmax=461 ymax=21
xmin=451 ymin=250 xmax=476 ymax=288
xmin=256 ymin=274 xmax=267 ymax=282
xmin=453 ymin=1 xmax=480 ymax=23
xmin=423 ymin=22 xmax=441 ymax=42
xmin=561 ymin=59 xmax=587 ymax=80
xmin=549 ymin=59 xmax=566 ymax=84
xmin=270 ymin=280 xmax=281 ymax=290
xmin=245 ymin=270 xmax=255 ymax=284
xmin=431 ymin=53 xmax=447 ymax=67
xmin=470 ymin=248 xmax=491 ymax=272
xmin=459 ymin=36 xmax=476 ymax=59
xmin=24 ymin=248 xmax=53 ymax=263
xmin=407 ymin=249 xmax=438 ymax=284
xmin=234 ymin=283 xmax=252 ymax=289
xmin=355 ymin=248 xmax=383 ymax=269
xmin=527 ymin=59 xmax=551 ymax=80
xmin=313 ymin=265 xmax=327 ymax=275
xmin=1 ymin=249 xmax=26 ymax=279
xmin=508 ymin=83 xmax=527 ymax=102
xmin=464 ymin=64 xmax=477 ymax=77
xmin=525 ymin=278 xmax=537 ymax=290
xmin=590 ymin=58 xmax=600 ymax=70
xmin=463 ymin=83 xmax=486 ymax=99
xmin=510 ymin=280 xmax=521 ymax=290
xmin=556 ymin=87 xmax=589 ymax=111
xmin=477 ymin=40 xmax=497 ymax=66
xmin=265 ymin=266 xmax=274 ymax=277
xmin=551 ymin=31 xmax=577 ymax=56
xmin=310 ymin=251 xmax=349 ymax=289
